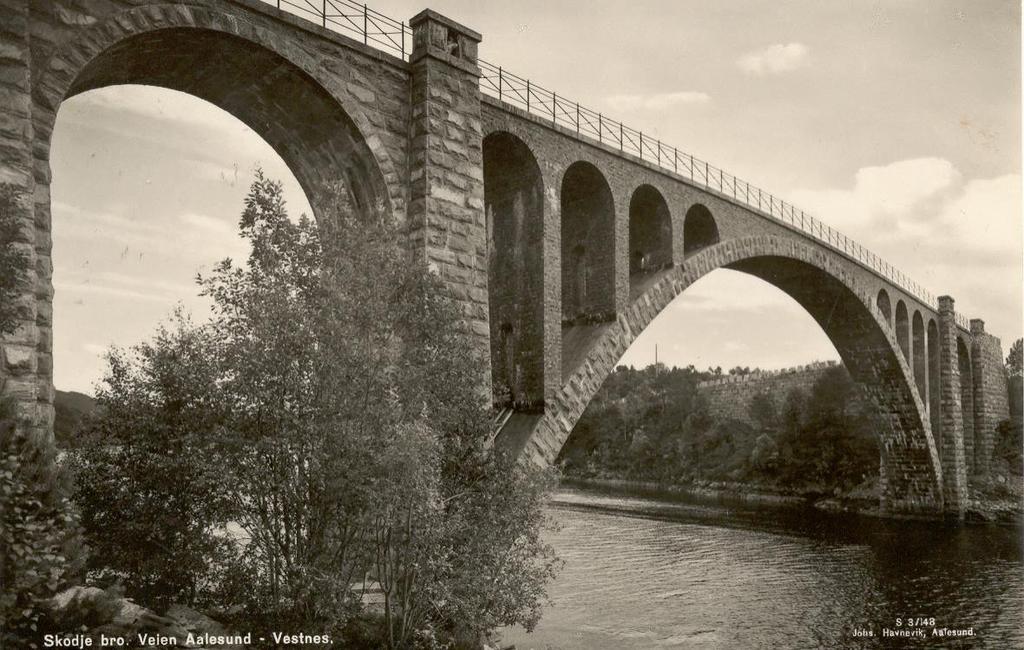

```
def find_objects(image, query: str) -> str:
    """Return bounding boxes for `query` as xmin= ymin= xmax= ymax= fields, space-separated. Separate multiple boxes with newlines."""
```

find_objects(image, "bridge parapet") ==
xmin=476 ymin=62 xmax=953 ymax=321
xmin=256 ymin=0 xmax=970 ymax=330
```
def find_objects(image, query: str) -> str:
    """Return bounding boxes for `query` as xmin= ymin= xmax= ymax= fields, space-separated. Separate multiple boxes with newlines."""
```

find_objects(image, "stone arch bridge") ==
xmin=0 ymin=0 xmax=1008 ymax=518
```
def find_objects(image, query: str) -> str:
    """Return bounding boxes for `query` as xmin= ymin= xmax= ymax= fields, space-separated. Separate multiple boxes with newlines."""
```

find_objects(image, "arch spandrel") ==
xmin=32 ymin=4 xmax=403 ymax=226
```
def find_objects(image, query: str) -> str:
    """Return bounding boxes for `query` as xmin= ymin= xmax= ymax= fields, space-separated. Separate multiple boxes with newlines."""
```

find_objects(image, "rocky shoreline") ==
xmin=559 ymin=475 xmax=1022 ymax=525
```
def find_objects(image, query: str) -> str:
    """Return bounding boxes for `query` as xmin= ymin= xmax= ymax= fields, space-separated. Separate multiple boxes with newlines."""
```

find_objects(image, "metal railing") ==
xmin=256 ymin=0 xmax=961 ymax=325
xmin=477 ymin=60 xmax=952 ymax=319
xmin=266 ymin=0 xmax=410 ymax=59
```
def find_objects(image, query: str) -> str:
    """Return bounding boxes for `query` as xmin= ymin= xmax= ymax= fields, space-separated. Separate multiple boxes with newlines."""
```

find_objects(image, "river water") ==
xmin=499 ymin=485 xmax=1023 ymax=649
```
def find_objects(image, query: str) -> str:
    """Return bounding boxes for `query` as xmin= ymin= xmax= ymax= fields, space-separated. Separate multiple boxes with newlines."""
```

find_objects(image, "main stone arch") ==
xmin=13 ymin=3 xmax=401 ymax=438
xmin=33 ymin=5 xmax=399 ymax=223
xmin=498 ymin=235 xmax=945 ymax=515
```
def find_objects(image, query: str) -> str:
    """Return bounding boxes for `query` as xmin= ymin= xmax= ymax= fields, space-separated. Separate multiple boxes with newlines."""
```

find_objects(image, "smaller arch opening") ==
xmin=895 ymin=300 xmax=910 ymax=363
xmin=683 ymin=204 xmax=719 ymax=255
xmin=561 ymin=161 xmax=615 ymax=324
xmin=628 ymin=185 xmax=673 ymax=287
xmin=876 ymin=289 xmax=892 ymax=325
xmin=483 ymin=131 xmax=545 ymax=410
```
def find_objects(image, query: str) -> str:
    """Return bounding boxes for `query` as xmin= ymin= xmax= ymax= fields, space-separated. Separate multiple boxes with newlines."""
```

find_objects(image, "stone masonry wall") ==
xmin=407 ymin=10 xmax=490 ymax=393
xmin=2 ymin=0 xmax=417 ymax=443
xmin=695 ymin=361 xmax=845 ymax=427
xmin=937 ymin=296 xmax=966 ymax=516
xmin=970 ymin=319 xmax=1010 ymax=476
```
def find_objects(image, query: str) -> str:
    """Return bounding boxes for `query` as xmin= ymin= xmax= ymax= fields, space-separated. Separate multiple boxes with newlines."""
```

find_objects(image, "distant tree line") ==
xmin=561 ymin=342 xmax=1024 ymax=495
xmin=558 ymin=364 xmax=881 ymax=495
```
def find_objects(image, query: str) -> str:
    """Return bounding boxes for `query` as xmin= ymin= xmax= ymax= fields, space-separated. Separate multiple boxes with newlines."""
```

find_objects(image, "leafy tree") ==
xmin=73 ymin=172 xmax=559 ymax=647
xmin=1 ymin=399 xmax=85 ymax=647
xmin=69 ymin=312 xmax=237 ymax=612
xmin=1006 ymin=338 xmax=1022 ymax=378
xmin=773 ymin=368 xmax=876 ymax=490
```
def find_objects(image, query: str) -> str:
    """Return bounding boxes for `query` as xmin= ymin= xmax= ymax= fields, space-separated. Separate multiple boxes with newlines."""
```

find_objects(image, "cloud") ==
xmin=190 ymin=159 xmax=243 ymax=185
xmin=178 ymin=212 xmax=235 ymax=236
xmin=789 ymin=159 xmax=1021 ymax=338
xmin=82 ymin=343 xmax=107 ymax=356
xmin=670 ymin=269 xmax=807 ymax=316
xmin=54 ymin=280 xmax=182 ymax=303
xmin=791 ymin=157 xmax=961 ymax=229
xmin=606 ymin=91 xmax=711 ymax=111
xmin=52 ymin=200 xmax=248 ymax=261
xmin=737 ymin=43 xmax=809 ymax=75
xmin=68 ymin=85 xmax=234 ymax=131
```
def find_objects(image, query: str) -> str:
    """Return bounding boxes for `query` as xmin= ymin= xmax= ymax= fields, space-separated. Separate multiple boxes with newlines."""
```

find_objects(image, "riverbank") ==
xmin=559 ymin=474 xmax=1022 ymax=524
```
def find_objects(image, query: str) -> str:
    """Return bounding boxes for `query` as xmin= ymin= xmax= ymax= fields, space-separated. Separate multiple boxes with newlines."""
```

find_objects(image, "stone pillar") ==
xmin=542 ymin=181 xmax=562 ymax=402
xmin=937 ymin=296 xmax=966 ymax=519
xmin=613 ymin=191 xmax=629 ymax=313
xmin=0 ymin=0 xmax=49 ymax=444
xmin=970 ymin=319 xmax=1009 ymax=476
xmin=407 ymin=10 xmax=490 ymax=395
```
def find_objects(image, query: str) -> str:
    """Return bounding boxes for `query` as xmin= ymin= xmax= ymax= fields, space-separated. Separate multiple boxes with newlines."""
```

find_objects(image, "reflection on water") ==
xmin=500 ymin=486 xmax=1023 ymax=649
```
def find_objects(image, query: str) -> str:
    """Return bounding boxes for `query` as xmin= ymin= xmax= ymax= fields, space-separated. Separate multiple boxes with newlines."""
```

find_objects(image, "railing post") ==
xmin=552 ymin=91 xmax=557 ymax=124
xmin=363 ymin=4 xmax=368 ymax=43
xmin=639 ymin=131 xmax=643 ymax=160
xmin=576 ymin=102 xmax=580 ymax=134
xmin=674 ymin=148 xmax=678 ymax=174
xmin=598 ymin=113 xmax=602 ymax=143
xmin=657 ymin=141 xmax=661 ymax=166
xmin=705 ymin=161 xmax=709 ymax=188
xmin=498 ymin=66 xmax=502 ymax=101
xmin=758 ymin=188 xmax=762 ymax=210
xmin=401 ymin=21 xmax=405 ymax=59
xmin=323 ymin=0 xmax=327 ymax=27
xmin=526 ymin=79 xmax=530 ymax=111
xmin=620 ymin=123 xmax=624 ymax=152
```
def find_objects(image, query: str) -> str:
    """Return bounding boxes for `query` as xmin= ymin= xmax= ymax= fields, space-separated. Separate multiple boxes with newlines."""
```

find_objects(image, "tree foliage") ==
xmin=1 ymin=400 xmax=85 ymax=648
xmin=559 ymin=364 xmax=879 ymax=493
xmin=1006 ymin=338 xmax=1022 ymax=379
xmin=69 ymin=314 xmax=237 ymax=611
xmin=70 ymin=172 xmax=558 ymax=647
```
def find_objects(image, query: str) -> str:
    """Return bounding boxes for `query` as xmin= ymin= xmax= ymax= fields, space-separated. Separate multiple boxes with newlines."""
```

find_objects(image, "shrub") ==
xmin=0 ymin=399 xmax=85 ymax=647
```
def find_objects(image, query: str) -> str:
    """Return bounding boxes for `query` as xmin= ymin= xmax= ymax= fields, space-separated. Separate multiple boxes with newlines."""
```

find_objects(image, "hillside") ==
xmin=54 ymin=389 xmax=95 ymax=446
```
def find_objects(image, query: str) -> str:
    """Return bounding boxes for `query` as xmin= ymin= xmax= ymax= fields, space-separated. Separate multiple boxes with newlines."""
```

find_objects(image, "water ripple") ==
xmin=501 ymin=487 xmax=1023 ymax=649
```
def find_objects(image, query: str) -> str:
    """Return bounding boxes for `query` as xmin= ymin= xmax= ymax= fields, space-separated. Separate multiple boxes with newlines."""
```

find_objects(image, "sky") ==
xmin=49 ymin=0 xmax=1021 ymax=393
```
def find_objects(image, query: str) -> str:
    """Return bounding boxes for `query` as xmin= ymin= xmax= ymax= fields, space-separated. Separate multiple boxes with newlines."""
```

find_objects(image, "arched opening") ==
xmin=912 ymin=311 xmax=926 ymax=402
xmin=895 ymin=300 xmax=910 ymax=364
xmin=545 ymin=249 xmax=941 ymax=514
xmin=957 ymin=336 xmax=975 ymax=472
xmin=60 ymin=28 xmax=387 ymax=223
xmin=52 ymin=87 xmax=314 ymax=398
xmin=927 ymin=319 xmax=940 ymax=439
xmin=483 ymin=132 xmax=546 ymax=410
xmin=628 ymin=185 xmax=673 ymax=297
xmin=39 ymin=23 xmax=390 ymax=431
xmin=561 ymin=161 xmax=615 ymax=324
xmin=876 ymin=289 xmax=892 ymax=326
xmin=683 ymin=204 xmax=719 ymax=255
